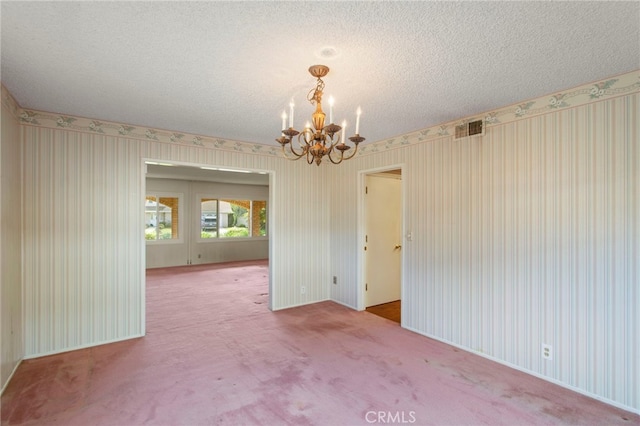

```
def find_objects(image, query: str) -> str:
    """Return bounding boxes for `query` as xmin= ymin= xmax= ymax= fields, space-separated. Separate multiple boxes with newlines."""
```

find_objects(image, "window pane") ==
xmin=220 ymin=199 xmax=250 ymax=238
xmin=145 ymin=196 xmax=159 ymax=240
xmin=158 ymin=197 xmax=179 ymax=239
xmin=145 ymin=195 xmax=179 ymax=240
xmin=252 ymin=200 xmax=267 ymax=237
xmin=200 ymin=198 xmax=218 ymax=238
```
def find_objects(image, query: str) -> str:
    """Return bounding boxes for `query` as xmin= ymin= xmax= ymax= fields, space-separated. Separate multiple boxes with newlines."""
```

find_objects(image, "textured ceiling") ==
xmin=146 ymin=163 xmax=269 ymax=185
xmin=2 ymin=1 xmax=639 ymax=146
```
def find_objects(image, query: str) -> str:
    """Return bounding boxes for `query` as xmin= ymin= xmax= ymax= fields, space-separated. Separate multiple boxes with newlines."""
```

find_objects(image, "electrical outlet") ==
xmin=333 ymin=276 xmax=337 ymax=285
xmin=542 ymin=344 xmax=552 ymax=360
xmin=301 ymin=286 xmax=306 ymax=294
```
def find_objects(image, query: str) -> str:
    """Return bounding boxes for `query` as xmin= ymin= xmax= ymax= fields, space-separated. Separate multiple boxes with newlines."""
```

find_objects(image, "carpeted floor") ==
xmin=2 ymin=260 xmax=637 ymax=425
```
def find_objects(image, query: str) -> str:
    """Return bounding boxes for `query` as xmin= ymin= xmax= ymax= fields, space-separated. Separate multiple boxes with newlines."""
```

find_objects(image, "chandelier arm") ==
xmin=325 ymin=134 xmax=345 ymax=164
xmin=284 ymin=132 xmax=312 ymax=158
xmin=339 ymin=143 xmax=360 ymax=161
xmin=297 ymin=131 xmax=315 ymax=157
xmin=299 ymin=128 xmax=314 ymax=147
xmin=287 ymin=143 xmax=306 ymax=157
xmin=327 ymin=148 xmax=344 ymax=165
xmin=327 ymin=133 xmax=342 ymax=150
xmin=280 ymin=143 xmax=305 ymax=161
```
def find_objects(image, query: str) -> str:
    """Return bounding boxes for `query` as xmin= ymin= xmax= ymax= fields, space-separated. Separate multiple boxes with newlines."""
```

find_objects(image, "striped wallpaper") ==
xmin=330 ymin=90 xmax=639 ymax=411
xmin=21 ymin=129 xmax=332 ymax=357
xmin=1 ymin=92 xmax=23 ymax=392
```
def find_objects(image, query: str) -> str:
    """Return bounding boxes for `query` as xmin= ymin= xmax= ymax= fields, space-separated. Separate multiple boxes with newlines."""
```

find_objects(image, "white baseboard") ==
xmin=23 ymin=333 xmax=145 ymax=360
xmin=271 ymin=298 xmax=331 ymax=311
xmin=1 ymin=358 xmax=23 ymax=396
xmin=329 ymin=298 xmax=358 ymax=310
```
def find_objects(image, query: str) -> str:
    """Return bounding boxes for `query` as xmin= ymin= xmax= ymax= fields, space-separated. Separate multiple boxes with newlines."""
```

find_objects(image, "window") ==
xmin=252 ymin=200 xmax=268 ymax=237
xmin=200 ymin=198 xmax=218 ymax=238
xmin=200 ymin=198 xmax=267 ymax=239
xmin=145 ymin=194 xmax=181 ymax=241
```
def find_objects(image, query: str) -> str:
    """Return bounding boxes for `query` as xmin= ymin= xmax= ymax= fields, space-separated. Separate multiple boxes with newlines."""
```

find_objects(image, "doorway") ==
xmin=142 ymin=160 xmax=274 ymax=316
xmin=361 ymin=167 xmax=403 ymax=323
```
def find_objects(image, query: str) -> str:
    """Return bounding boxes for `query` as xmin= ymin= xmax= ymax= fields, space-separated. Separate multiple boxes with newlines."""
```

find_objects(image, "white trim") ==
xmin=357 ymin=164 xmax=406 ymax=311
xmin=140 ymin=159 xmax=147 ymax=337
xmin=271 ymin=298 xmax=331 ymax=312
xmin=0 ymin=359 xmax=23 ymax=396
xmin=267 ymin=171 xmax=275 ymax=311
xmin=22 ymin=334 xmax=145 ymax=360
xmin=330 ymin=298 xmax=358 ymax=310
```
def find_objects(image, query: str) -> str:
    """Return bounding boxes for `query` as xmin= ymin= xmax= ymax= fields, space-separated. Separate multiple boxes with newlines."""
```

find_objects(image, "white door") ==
xmin=365 ymin=172 xmax=402 ymax=307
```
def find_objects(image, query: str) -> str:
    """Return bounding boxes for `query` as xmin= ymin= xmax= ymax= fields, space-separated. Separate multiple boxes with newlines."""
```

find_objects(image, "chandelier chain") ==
xmin=307 ymin=77 xmax=325 ymax=104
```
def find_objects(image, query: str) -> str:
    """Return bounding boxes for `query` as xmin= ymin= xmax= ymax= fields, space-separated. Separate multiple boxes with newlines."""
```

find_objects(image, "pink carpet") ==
xmin=2 ymin=260 xmax=637 ymax=425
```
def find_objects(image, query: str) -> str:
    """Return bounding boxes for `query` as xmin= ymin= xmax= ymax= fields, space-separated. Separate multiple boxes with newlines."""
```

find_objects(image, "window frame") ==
xmin=196 ymin=195 xmax=268 ymax=242
xmin=144 ymin=191 xmax=185 ymax=244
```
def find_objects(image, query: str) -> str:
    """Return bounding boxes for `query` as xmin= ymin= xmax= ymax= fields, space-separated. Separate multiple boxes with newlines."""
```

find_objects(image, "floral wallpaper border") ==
xmin=3 ymin=70 xmax=639 ymax=158
xmin=358 ymin=70 xmax=639 ymax=155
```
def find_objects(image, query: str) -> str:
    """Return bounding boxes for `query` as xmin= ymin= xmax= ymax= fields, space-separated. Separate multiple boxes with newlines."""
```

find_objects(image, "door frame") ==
xmin=357 ymin=164 xmax=406 ymax=317
xmin=141 ymin=157 xmax=276 ymax=331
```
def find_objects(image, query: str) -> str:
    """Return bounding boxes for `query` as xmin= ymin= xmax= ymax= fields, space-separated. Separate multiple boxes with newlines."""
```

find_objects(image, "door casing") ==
xmin=357 ymin=164 xmax=405 ymax=316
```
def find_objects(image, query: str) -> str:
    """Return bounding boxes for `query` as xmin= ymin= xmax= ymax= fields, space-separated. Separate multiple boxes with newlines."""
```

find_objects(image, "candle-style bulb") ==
xmin=289 ymin=100 xmax=295 ymax=128
xmin=329 ymin=96 xmax=335 ymax=124
xmin=355 ymin=107 xmax=362 ymax=135
xmin=281 ymin=111 xmax=287 ymax=131
xmin=341 ymin=120 xmax=346 ymax=144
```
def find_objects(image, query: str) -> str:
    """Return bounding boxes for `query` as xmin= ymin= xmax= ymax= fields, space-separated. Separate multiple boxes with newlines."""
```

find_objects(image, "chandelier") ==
xmin=276 ymin=65 xmax=365 ymax=166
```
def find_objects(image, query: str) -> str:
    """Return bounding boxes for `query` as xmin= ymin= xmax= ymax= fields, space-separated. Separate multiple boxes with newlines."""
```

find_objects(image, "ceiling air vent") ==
xmin=455 ymin=119 xmax=484 ymax=139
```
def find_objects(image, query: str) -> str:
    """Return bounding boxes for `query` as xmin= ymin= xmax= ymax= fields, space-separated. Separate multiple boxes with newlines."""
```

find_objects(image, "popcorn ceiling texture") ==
xmin=1 ymin=1 xmax=639 ymax=146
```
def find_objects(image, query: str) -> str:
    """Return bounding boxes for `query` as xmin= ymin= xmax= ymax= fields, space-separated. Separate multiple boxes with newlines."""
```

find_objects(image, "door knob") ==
xmin=394 ymin=245 xmax=402 ymax=250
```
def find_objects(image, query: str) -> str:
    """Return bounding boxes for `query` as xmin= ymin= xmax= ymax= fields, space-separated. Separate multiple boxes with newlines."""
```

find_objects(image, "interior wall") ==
xmin=145 ymin=178 xmax=191 ymax=268
xmin=145 ymin=177 xmax=269 ymax=268
xmin=330 ymin=73 xmax=639 ymax=412
xmin=19 ymin=112 xmax=330 ymax=358
xmin=0 ymin=87 xmax=24 ymax=392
